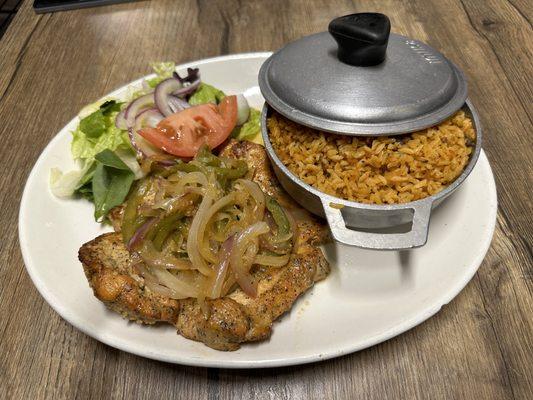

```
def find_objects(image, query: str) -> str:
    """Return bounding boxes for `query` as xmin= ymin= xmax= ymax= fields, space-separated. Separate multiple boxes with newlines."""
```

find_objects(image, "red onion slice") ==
xmin=128 ymin=108 xmax=165 ymax=158
xmin=155 ymin=77 xmax=200 ymax=117
xmin=210 ymin=235 xmax=235 ymax=298
xmin=115 ymin=108 xmax=128 ymax=130
xmin=136 ymin=107 xmax=164 ymax=126
xmin=168 ymin=96 xmax=190 ymax=113
xmin=127 ymin=217 xmax=158 ymax=250
xmin=125 ymin=93 xmax=155 ymax=128
xmin=154 ymin=158 xmax=178 ymax=166
xmin=172 ymin=79 xmax=200 ymax=98
xmin=154 ymin=78 xmax=183 ymax=117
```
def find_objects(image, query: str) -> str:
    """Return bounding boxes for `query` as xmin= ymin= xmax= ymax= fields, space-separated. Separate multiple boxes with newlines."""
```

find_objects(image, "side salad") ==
xmin=51 ymin=62 xmax=261 ymax=221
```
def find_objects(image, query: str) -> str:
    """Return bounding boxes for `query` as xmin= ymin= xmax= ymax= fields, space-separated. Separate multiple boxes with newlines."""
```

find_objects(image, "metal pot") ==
xmin=261 ymin=101 xmax=482 ymax=250
xmin=258 ymin=13 xmax=482 ymax=250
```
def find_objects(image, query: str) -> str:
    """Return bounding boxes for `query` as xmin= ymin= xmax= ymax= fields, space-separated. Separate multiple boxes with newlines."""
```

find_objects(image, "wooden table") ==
xmin=1 ymin=1 xmax=531 ymax=398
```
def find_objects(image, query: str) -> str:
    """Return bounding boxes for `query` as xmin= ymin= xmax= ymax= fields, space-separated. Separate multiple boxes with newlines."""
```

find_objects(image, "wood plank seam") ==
xmin=506 ymin=0 xmax=532 ymax=26
xmin=457 ymin=0 xmax=533 ymax=127
xmin=475 ymin=274 xmax=517 ymax=400
xmin=498 ymin=207 xmax=533 ymax=297
xmin=0 ymin=13 xmax=44 ymax=102
xmin=0 ymin=260 xmax=28 ymax=339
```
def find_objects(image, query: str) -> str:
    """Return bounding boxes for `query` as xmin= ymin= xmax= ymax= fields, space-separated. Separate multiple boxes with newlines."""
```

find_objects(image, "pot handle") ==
xmin=321 ymin=199 xmax=432 ymax=250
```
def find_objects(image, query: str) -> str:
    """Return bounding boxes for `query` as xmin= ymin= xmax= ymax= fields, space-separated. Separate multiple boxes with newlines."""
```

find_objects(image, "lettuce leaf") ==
xmin=72 ymin=100 xmax=131 ymax=160
xmin=189 ymin=83 xmax=225 ymax=105
xmin=72 ymin=149 xmax=142 ymax=221
xmin=50 ymin=160 xmax=94 ymax=198
xmin=71 ymin=123 xmax=130 ymax=160
xmin=231 ymin=108 xmax=261 ymax=141
xmin=51 ymin=100 xmax=142 ymax=220
xmin=76 ymin=182 xmax=94 ymax=201
xmin=79 ymin=110 xmax=106 ymax=138
xmin=114 ymin=147 xmax=144 ymax=179
xmin=92 ymin=161 xmax=135 ymax=221
xmin=95 ymin=149 xmax=131 ymax=170
xmin=146 ymin=61 xmax=176 ymax=88
xmin=78 ymin=100 xmax=123 ymax=138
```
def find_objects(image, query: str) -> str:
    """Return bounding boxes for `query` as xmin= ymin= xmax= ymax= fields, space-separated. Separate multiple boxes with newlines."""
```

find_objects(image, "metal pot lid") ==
xmin=259 ymin=13 xmax=468 ymax=136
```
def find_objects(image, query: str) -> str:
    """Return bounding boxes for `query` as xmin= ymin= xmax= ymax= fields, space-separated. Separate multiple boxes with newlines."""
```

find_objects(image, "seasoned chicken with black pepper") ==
xmin=79 ymin=140 xmax=330 ymax=350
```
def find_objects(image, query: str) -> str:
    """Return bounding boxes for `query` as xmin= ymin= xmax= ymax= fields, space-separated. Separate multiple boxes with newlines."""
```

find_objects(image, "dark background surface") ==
xmin=0 ymin=0 xmax=23 ymax=37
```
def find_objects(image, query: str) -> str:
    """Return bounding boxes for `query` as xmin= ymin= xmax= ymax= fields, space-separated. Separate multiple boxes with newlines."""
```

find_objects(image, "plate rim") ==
xmin=18 ymin=52 xmax=498 ymax=369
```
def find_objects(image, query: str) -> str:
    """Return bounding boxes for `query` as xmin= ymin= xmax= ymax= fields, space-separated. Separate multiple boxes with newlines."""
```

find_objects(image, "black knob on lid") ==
xmin=328 ymin=13 xmax=391 ymax=66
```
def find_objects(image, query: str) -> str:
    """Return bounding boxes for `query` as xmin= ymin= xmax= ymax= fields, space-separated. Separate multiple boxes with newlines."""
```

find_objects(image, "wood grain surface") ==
xmin=1 ymin=0 xmax=532 ymax=399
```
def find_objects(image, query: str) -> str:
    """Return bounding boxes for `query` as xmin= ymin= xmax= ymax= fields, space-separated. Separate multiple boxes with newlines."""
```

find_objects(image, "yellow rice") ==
xmin=268 ymin=111 xmax=476 ymax=204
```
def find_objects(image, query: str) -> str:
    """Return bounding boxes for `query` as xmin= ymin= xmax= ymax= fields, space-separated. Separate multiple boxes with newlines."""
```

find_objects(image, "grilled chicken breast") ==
xmin=79 ymin=140 xmax=330 ymax=350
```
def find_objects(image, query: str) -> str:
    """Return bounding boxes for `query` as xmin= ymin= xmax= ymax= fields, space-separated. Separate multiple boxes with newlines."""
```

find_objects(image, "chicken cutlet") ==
xmin=79 ymin=140 xmax=330 ymax=350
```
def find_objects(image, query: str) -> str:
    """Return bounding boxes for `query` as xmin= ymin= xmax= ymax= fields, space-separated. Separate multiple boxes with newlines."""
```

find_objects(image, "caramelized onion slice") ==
xmin=254 ymin=253 xmax=290 ymax=267
xmin=187 ymin=192 xmax=215 ymax=276
xmin=150 ymin=266 xmax=200 ymax=299
xmin=229 ymin=221 xmax=269 ymax=297
xmin=197 ymin=192 xmax=238 ymax=264
xmin=208 ymin=235 xmax=235 ymax=299
xmin=137 ymin=264 xmax=198 ymax=299
xmin=236 ymin=179 xmax=265 ymax=222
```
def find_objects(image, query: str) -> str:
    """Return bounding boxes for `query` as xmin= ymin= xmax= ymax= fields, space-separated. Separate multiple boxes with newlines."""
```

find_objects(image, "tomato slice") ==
xmin=218 ymin=95 xmax=237 ymax=129
xmin=138 ymin=95 xmax=238 ymax=158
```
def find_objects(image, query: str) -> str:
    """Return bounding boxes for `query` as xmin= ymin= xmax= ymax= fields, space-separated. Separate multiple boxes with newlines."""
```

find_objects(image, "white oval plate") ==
xmin=19 ymin=53 xmax=497 ymax=368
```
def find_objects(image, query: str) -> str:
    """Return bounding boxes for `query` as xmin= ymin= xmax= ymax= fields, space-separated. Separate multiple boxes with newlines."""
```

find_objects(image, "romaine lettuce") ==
xmin=231 ymin=108 xmax=261 ymax=141
xmin=50 ymin=100 xmax=142 ymax=220
xmin=92 ymin=149 xmax=136 ymax=221
xmin=146 ymin=61 xmax=176 ymax=88
xmin=189 ymin=83 xmax=226 ymax=105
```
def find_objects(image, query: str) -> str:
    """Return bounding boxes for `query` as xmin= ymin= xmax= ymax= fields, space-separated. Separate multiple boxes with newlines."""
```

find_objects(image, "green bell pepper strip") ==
xmin=152 ymin=164 xmax=182 ymax=178
xmin=195 ymin=145 xmax=222 ymax=167
xmin=171 ymin=221 xmax=186 ymax=245
xmin=265 ymin=195 xmax=291 ymax=236
xmin=175 ymin=160 xmax=247 ymax=182
xmin=215 ymin=161 xmax=248 ymax=180
xmin=175 ymin=163 xmax=202 ymax=173
xmin=121 ymin=180 xmax=149 ymax=244
xmin=151 ymin=211 xmax=184 ymax=251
